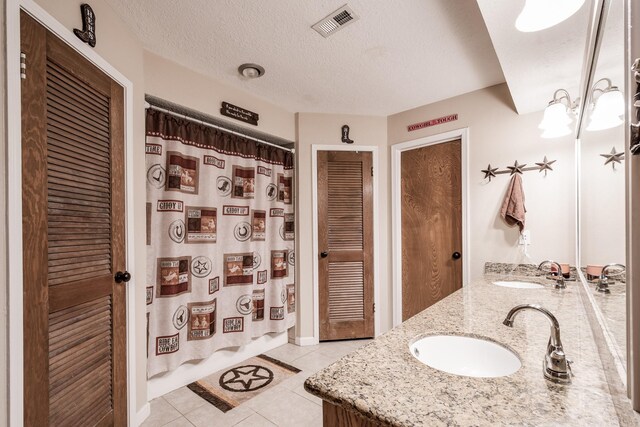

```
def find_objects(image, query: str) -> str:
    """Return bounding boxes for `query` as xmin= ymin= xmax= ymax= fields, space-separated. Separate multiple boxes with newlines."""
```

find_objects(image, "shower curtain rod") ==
xmin=145 ymin=102 xmax=294 ymax=153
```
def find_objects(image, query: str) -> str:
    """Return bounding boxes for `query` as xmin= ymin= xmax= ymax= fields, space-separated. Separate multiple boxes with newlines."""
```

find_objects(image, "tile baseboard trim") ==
xmin=295 ymin=336 xmax=319 ymax=346
xmin=135 ymin=402 xmax=150 ymax=426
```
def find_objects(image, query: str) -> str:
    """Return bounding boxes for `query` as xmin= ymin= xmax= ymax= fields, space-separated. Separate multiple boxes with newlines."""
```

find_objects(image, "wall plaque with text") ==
xmin=220 ymin=102 xmax=259 ymax=126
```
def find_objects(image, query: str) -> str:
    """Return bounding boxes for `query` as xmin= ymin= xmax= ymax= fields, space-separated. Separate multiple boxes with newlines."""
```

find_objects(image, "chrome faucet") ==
xmin=503 ymin=304 xmax=572 ymax=384
xmin=538 ymin=260 xmax=566 ymax=289
xmin=596 ymin=263 xmax=626 ymax=294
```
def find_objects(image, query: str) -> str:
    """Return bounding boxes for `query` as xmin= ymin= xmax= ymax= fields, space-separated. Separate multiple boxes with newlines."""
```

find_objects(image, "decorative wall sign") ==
xmin=408 ymin=114 xmax=458 ymax=132
xmin=341 ymin=125 xmax=354 ymax=144
xmin=73 ymin=4 xmax=96 ymax=48
xmin=481 ymin=156 xmax=556 ymax=182
xmin=220 ymin=102 xmax=259 ymax=126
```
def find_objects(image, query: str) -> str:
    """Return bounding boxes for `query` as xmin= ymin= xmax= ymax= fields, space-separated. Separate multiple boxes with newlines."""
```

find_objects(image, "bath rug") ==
xmin=187 ymin=354 xmax=301 ymax=412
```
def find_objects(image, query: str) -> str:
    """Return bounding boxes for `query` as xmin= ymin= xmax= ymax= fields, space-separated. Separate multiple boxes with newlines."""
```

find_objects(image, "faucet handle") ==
xmin=601 ymin=263 xmax=625 ymax=278
xmin=538 ymin=260 xmax=566 ymax=289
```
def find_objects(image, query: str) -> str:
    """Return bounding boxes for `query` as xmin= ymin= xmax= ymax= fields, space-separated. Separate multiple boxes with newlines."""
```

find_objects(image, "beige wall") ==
xmin=580 ymin=125 xmax=626 ymax=266
xmin=144 ymin=52 xmax=295 ymax=141
xmin=33 ymin=0 xmax=149 ymax=412
xmin=295 ymin=113 xmax=391 ymax=337
xmin=1 ymin=0 xmax=8 ymax=425
xmin=388 ymin=84 xmax=577 ymax=280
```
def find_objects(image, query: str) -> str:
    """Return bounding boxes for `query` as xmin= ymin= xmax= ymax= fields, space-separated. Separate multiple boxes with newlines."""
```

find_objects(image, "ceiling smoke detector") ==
xmin=312 ymin=5 xmax=359 ymax=38
xmin=238 ymin=63 xmax=265 ymax=79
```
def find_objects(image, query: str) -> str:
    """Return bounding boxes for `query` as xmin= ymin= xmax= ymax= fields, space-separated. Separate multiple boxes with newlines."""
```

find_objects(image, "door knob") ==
xmin=115 ymin=271 xmax=131 ymax=283
xmin=320 ymin=251 xmax=329 ymax=258
xmin=452 ymin=252 xmax=461 ymax=260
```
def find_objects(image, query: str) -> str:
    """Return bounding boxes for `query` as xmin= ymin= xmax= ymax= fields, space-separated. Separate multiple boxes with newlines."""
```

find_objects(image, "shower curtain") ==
xmin=145 ymin=109 xmax=295 ymax=377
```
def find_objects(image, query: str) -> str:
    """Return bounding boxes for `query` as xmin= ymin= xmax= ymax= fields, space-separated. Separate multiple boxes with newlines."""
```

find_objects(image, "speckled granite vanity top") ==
xmin=304 ymin=276 xmax=623 ymax=426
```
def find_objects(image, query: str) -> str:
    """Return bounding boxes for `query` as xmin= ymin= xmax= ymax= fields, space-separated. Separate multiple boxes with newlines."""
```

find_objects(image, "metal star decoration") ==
xmin=600 ymin=147 xmax=625 ymax=169
xmin=507 ymin=160 xmax=526 ymax=175
xmin=535 ymin=156 xmax=556 ymax=176
xmin=481 ymin=164 xmax=499 ymax=181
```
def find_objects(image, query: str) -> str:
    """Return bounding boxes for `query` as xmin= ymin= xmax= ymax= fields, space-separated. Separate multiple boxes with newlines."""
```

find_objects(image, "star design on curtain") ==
xmin=507 ymin=160 xmax=526 ymax=175
xmin=481 ymin=164 xmax=499 ymax=181
xmin=600 ymin=147 xmax=625 ymax=169
xmin=535 ymin=156 xmax=556 ymax=176
xmin=220 ymin=365 xmax=273 ymax=392
xmin=192 ymin=259 xmax=209 ymax=275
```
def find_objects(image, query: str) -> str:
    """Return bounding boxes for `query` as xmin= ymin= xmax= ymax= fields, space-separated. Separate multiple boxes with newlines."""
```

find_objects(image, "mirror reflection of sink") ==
xmin=409 ymin=335 xmax=521 ymax=378
xmin=493 ymin=281 xmax=544 ymax=289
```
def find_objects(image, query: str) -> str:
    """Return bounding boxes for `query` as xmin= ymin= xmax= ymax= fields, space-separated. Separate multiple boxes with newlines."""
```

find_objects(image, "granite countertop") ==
xmin=304 ymin=275 xmax=623 ymax=426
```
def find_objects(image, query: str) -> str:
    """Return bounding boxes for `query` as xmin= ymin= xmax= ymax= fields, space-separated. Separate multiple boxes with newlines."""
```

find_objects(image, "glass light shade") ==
xmin=586 ymin=114 xmax=624 ymax=131
xmin=541 ymin=125 xmax=572 ymax=139
xmin=539 ymin=102 xmax=572 ymax=130
xmin=586 ymin=88 xmax=625 ymax=131
xmin=516 ymin=0 xmax=586 ymax=32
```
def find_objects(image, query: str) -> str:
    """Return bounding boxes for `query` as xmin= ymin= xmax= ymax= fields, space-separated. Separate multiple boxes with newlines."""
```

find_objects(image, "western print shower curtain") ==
xmin=145 ymin=109 xmax=295 ymax=377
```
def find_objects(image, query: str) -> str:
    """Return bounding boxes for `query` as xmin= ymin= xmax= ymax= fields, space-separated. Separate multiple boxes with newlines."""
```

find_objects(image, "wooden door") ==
xmin=317 ymin=151 xmax=374 ymax=341
xmin=401 ymin=140 xmax=462 ymax=321
xmin=21 ymin=12 xmax=127 ymax=426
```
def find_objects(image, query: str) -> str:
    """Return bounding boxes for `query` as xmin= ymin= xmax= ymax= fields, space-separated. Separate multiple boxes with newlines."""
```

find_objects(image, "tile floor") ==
xmin=141 ymin=339 xmax=372 ymax=427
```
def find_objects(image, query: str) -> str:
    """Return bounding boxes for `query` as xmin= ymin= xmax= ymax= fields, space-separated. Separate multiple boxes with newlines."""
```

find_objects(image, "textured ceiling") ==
xmin=477 ymin=0 xmax=591 ymax=114
xmin=102 ymin=0 xmax=506 ymax=116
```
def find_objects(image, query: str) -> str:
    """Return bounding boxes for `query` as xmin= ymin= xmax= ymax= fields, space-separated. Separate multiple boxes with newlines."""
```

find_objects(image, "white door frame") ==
xmin=5 ymin=1 xmax=140 ymax=425
xmin=311 ymin=145 xmax=381 ymax=343
xmin=391 ymin=128 xmax=470 ymax=327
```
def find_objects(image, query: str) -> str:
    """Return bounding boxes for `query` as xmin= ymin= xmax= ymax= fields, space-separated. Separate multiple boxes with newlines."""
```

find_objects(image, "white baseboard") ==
xmin=295 ymin=336 xmax=319 ymax=346
xmin=146 ymin=332 xmax=288 ymax=401
xmin=135 ymin=402 xmax=150 ymax=427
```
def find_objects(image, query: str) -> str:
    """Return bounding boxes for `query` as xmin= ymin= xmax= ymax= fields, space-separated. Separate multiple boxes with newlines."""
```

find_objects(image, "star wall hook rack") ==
xmin=481 ymin=157 xmax=556 ymax=182
xmin=600 ymin=146 xmax=625 ymax=170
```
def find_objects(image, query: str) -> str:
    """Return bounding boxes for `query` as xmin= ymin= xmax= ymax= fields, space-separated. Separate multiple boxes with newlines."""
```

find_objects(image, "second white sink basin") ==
xmin=410 ymin=335 xmax=521 ymax=378
xmin=493 ymin=281 xmax=544 ymax=289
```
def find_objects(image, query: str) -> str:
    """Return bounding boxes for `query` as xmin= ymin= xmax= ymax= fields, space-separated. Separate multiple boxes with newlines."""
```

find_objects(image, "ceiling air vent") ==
xmin=312 ymin=5 xmax=359 ymax=38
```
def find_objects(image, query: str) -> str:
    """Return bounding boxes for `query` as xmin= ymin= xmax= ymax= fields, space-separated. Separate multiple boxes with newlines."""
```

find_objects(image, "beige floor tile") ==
xmin=308 ymin=415 xmax=324 ymax=427
xmin=243 ymin=384 xmax=291 ymax=412
xmin=233 ymin=413 xmax=277 ymax=427
xmin=256 ymin=388 xmax=321 ymax=427
xmin=278 ymin=369 xmax=313 ymax=391
xmin=162 ymin=416 xmax=195 ymax=427
xmin=292 ymin=350 xmax=337 ymax=372
xmin=163 ymin=386 xmax=207 ymax=415
xmin=292 ymin=383 xmax=323 ymax=406
xmin=140 ymin=398 xmax=183 ymax=427
xmin=264 ymin=343 xmax=318 ymax=363
xmin=184 ymin=403 xmax=254 ymax=427
xmin=316 ymin=341 xmax=357 ymax=360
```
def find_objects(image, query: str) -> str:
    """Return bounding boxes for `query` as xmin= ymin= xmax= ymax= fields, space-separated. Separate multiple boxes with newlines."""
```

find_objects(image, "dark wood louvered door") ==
xmin=401 ymin=139 xmax=462 ymax=321
xmin=317 ymin=151 xmax=374 ymax=341
xmin=21 ymin=12 xmax=127 ymax=427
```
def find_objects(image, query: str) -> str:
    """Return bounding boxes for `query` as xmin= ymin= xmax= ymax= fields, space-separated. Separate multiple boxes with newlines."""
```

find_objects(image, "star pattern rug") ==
xmin=187 ymin=354 xmax=301 ymax=412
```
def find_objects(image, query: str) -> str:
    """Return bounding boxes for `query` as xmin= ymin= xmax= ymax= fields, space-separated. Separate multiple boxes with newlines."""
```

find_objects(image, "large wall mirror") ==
xmin=578 ymin=0 xmax=628 ymax=392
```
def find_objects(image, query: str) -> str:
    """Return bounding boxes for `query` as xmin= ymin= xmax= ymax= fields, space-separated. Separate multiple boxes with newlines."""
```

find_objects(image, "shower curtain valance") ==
xmin=146 ymin=109 xmax=294 ymax=169
xmin=145 ymin=108 xmax=295 ymax=378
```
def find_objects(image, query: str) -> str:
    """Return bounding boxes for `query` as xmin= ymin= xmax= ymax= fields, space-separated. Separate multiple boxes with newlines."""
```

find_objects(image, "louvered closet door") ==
xmin=317 ymin=151 xmax=374 ymax=341
xmin=21 ymin=12 xmax=127 ymax=426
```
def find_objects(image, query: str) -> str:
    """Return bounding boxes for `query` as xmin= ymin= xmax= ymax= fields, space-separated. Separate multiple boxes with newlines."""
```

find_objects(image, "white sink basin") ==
xmin=493 ymin=281 xmax=544 ymax=289
xmin=409 ymin=335 xmax=521 ymax=378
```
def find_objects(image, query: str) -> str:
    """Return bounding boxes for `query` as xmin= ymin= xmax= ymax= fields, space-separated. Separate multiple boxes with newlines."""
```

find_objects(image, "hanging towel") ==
xmin=500 ymin=174 xmax=526 ymax=232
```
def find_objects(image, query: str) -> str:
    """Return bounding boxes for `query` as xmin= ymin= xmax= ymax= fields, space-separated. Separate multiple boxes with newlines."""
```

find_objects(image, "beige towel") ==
xmin=500 ymin=174 xmax=526 ymax=232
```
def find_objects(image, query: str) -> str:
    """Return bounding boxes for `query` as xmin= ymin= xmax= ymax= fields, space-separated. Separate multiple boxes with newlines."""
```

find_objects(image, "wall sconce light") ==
xmin=538 ymin=89 xmax=578 ymax=139
xmin=516 ymin=0 xmax=585 ymax=33
xmin=586 ymin=78 xmax=624 ymax=132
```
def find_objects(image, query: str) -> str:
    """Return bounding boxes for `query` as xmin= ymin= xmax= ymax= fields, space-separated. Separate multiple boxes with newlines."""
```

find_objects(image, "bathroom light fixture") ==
xmin=238 ymin=63 xmax=265 ymax=79
xmin=586 ymin=78 xmax=624 ymax=131
xmin=538 ymin=89 xmax=577 ymax=139
xmin=515 ymin=0 xmax=585 ymax=32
